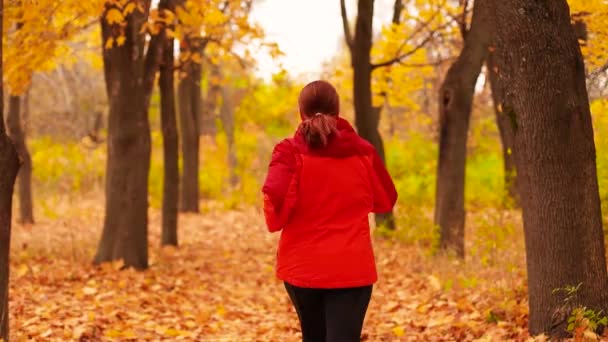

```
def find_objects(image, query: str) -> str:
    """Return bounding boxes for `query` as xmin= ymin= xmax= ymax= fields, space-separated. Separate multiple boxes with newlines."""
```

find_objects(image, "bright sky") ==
xmin=250 ymin=0 xmax=394 ymax=80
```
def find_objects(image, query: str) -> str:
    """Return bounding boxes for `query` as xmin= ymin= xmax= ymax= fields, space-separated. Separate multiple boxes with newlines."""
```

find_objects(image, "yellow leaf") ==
xmin=166 ymin=28 xmax=175 ymax=38
xmin=140 ymin=22 xmax=149 ymax=34
xmin=216 ymin=304 xmax=225 ymax=316
xmin=104 ymin=329 xmax=122 ymax=338
xmin=149 ymin=9 xmax=160 ymax=22
xmin=427 ymin=275 xmax=441 ymax=291
xmin=123 ymin=2 xmax=136 ymax=16
xmin=105 ymin=329 xmax=136 ymax=338
xmin=164 ymin=328 xmax=192 ymax=337
xmin=105 ymin=37 xmax=114 ymax=49
xmin=149 ymin=24 xmax=161 ymax=35
xmin=162 ymin=9 xmax=175 ymax=23
xmin=392 ymin=326 xmax=405 ymax=337
xmin=16 ymin=264 xmax=28 ymax=277
xmin=82 ymin=287 xmax=97 ymax=295
xmin=106 ymin=8 xmax=125 ymax=25
xmin=191 ymin=52 xmax=202 ymax=64
xmin=116 ymin=36 xmax=126 ymax=46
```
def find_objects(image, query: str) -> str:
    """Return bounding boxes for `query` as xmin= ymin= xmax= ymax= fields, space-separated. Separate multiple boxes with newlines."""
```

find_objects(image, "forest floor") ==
xmin=8 ymin=196 xmax=604 ymax=341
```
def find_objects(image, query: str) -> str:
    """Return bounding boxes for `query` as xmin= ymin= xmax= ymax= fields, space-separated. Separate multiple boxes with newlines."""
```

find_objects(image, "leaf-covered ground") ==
xmin=7 ymin=197 xmax=601 ymax=341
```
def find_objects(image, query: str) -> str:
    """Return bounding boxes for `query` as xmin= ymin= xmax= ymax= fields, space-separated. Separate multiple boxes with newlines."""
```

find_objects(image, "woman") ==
xmin=262 ymin=80 xmax=397 ymax=342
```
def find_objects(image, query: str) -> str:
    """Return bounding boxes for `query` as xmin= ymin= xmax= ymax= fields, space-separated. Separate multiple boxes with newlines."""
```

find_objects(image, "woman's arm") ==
xmin=369 ymin=151 xmax=398 ymax=213
xmin=262 ymin=139 xmax=298 ymax=232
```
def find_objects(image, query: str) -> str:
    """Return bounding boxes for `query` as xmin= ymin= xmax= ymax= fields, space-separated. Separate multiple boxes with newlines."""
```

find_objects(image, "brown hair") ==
xmin=298 ymin=80 xmax=340 ymax=148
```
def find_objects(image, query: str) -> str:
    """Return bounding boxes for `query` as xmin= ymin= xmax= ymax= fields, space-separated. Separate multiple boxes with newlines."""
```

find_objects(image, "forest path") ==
xmin=9 ymin=197 xmax=529 ymax=341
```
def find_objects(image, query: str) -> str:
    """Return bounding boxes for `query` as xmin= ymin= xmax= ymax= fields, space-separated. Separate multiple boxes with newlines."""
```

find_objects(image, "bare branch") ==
xmin=372 ymin=34 xmax=434 ymax=70
xmin=340 ymin=0 xmax=354 ymax=52
xmin=371 ymin=12 xmax=457 ymax=70
xmin=398 ymin=57 xmax=452 ymax=68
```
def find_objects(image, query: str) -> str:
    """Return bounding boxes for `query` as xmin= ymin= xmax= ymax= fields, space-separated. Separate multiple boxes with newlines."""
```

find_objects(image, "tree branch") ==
xmin=340 ymin=0 xmax=354 ymax=52
xmin=371 ymin=12 xmax=456 ymax=70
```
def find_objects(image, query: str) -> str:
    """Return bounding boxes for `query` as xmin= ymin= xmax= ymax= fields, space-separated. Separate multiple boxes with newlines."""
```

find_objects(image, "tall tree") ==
xmin=177 ymin=36 xmax=206 ymax=213
xmin=175 ymin=0 xmax=260 ymax=212
xmin=159 ymin=0 xmax=180 ymax=246
xmin=340 ymin=0 xmax=395 ymax=229
xmin=94 ymin=1 xmax=157 ymax=269
xmin=0 ymin=0 xmax=22 ymax=337
xmin=495 ymin=0 xmax=608 ymax=336
xmin=434 ymin=0 xmax=493 ymax=257
xmin=220 ymin=85 xmax=239 ymax=187
xmin=6 ymin=94 xmax=34 ymax=224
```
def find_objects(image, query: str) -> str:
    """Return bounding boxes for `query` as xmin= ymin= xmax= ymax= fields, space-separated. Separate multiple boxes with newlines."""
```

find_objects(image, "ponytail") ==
xmin=299 ymin=113 xmax=338 ymax=148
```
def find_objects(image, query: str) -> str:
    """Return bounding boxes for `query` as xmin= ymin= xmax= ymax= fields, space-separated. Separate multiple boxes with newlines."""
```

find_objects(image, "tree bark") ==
xmin=486 ymin=52 xmax=518 ymax=206
xmin=94 ymin=3 xmax=152 ymax=269
xmin=0 ymin=137 xmax=18 ymax=342
xmin=6 ymin=94 xmax=34 ymax=224
xmin=0 ymin=0 xmax=22 ymax=336
xmin=434 ymin=0 xmax=493 ymax=258
xmin=159 ymin=5 xmax=179 ymax=246
xmin=495 ymin=0 xmax=608 ymax=337
xmin=344 ymin=0 xmax=395 ymax=229
xmin=200 ymin=65 xmax=218 ymax=137
xmin=178 ymin=38 xmax=205 ymax=213
xmin=220 ymin=86 xmax=239 ymax=187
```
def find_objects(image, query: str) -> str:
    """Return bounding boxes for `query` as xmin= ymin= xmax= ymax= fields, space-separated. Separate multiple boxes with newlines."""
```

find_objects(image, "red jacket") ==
xmin=262 ymin=118 xmax=397 ymax=288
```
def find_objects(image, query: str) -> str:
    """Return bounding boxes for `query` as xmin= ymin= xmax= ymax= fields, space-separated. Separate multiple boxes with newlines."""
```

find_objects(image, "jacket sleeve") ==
xmin=262 ymin=140 xmax=299 ymax=232
xmin=369 ymin=151 xmax=398 ymax=213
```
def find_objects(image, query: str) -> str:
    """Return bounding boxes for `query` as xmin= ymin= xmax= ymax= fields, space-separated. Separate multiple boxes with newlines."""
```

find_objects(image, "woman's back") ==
xmin=272 ymin=118 xmax=388 ymax=288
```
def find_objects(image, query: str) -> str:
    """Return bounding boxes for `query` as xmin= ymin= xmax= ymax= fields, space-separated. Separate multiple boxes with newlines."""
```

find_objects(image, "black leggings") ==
xmin=284 ymin=282 xmax=373 ymax=342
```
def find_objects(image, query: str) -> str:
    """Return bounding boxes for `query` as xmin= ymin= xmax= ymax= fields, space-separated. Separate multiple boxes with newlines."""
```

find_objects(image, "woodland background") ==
xmin=0 ymin=0 xmax=608 ymax=340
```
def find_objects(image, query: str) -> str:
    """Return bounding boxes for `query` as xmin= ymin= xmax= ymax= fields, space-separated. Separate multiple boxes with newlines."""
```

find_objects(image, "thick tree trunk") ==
xmin=0 ymin=0 xmax=21 ymax=336
xmin=160 ymin=25 xmax=179 ymax=246
xmin=495 ymin=0 xmax=608 ymax=337
xmin=178 ymin=38 xmax=204 ymax=213
xmin=434 ymin=0 xmax=493 ymax=258
xmin=486 ymin=53 xmax=518 ymax=206
xmin=6 ymin=95 xmax=34 ymax=224
xmin=349 ymin=0 xmax=395 ymax=229
xmin=94 ymin=4 xmax=151 ymax=269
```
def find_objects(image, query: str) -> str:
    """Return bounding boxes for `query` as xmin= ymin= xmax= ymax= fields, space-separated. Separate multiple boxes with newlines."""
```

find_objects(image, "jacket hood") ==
xmin=293 ymin=117 xmax=372 ymax=158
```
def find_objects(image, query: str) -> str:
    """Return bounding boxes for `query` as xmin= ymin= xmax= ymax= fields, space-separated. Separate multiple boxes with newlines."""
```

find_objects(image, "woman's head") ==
xmin=298 ymin=80 xmax=340 ymax=148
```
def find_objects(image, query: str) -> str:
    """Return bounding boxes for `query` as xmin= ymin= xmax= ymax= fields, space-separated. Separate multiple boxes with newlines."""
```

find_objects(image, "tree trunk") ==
xmin=486 ymin=53 xmax=518 ymax=206
xmin=94 ymin=4 xmax=152 ymax=269
xmin=200 ymin=65 xmax=218 ymax=137
xmin=6 ymin=95 xmax=34 ymax=224
xmin=495 ymin=0 xmax=608 ymax=336
xmin=220 ymin=86 xmax=239 ymax=187
xmin=0 ymin=0 xmax=22 ymax=336
xmin=178 ymin=38 xmax=205 ymax=213
xmin=434 ymin=0 xmax=493 ymax=258
xmin=0 ymin=137 xmax=19 ymax=342
xmin=348 ymin=0 xmax=395 ymax=229
xmin=160 ymin=19 xmax=179 ymax=246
